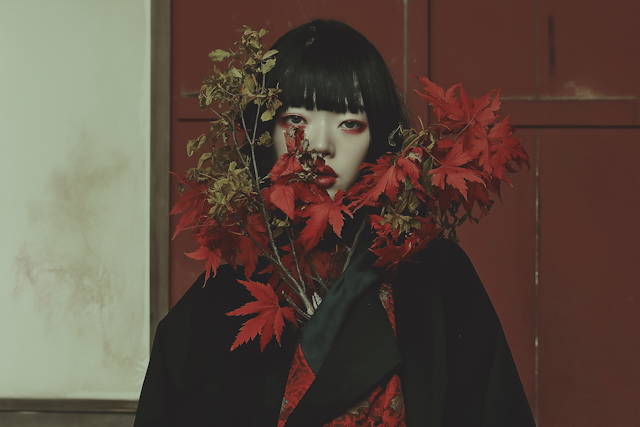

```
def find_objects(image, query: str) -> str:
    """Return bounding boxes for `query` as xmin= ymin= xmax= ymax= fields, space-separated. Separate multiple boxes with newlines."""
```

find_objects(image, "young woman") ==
xmin=134 ymin=20 xmax=536 ymax=427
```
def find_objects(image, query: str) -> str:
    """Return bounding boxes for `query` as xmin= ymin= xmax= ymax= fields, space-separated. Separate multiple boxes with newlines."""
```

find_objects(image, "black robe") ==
xmin=134 ymin=239 xmax=536 ymax=426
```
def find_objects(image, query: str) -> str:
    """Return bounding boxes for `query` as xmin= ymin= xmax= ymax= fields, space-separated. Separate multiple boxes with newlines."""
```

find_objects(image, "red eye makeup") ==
xmin=277 ymin=114 xmax=307 ymax=129
xmin=339 ymin=120 xmax=368 ymax=135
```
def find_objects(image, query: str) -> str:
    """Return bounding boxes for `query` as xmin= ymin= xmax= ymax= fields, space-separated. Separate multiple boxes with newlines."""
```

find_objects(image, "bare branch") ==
xmin=286 ymin=229 xmax=310 ymax=292
xmin=305 ymin=254 xmax=329 ymax=293
xmin=342 ymin=215 xmax=368 ymax=274
xmin=283 ymin=293 xmax=311 ymax=321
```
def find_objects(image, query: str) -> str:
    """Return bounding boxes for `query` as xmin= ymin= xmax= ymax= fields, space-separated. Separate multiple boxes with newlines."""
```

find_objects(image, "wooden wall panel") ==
xmin=429 ymin=0 xmax=538 ymax=98
xmin=538 ymin=1 xmax=640 ymax=103
xmin=428 ymin=1 xmax=640 ymax=424
xmin=538 ymin=128 xmax=640 ymax=426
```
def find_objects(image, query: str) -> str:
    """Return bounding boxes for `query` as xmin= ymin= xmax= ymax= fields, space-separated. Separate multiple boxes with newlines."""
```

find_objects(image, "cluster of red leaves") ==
xmin=347 ymin=77 xmax=529 ymax=269
xmin=263 ymin=126 xmax=353 ymax=251
xmin=171 ymin=126 xmax=351 ymax=351
xmin=169 ymin=172 xmax=269 ymax=281
xmin=171 ymin=77 xmax=528 ymax=351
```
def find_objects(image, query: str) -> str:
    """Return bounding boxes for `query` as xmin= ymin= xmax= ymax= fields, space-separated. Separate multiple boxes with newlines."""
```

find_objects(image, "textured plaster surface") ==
xmin=0 ymin=0 xmax=151 ymax=399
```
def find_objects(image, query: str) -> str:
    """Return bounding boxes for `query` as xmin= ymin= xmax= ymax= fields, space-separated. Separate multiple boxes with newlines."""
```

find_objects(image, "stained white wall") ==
xmin=0 ymin=0 xmax=150 ymax=400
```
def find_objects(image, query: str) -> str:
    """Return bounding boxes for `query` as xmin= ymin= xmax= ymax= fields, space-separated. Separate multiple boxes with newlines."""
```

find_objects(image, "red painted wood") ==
xmin=538 ymin=0 xmax=640 ymax=125
xmin=430 ymin=0 xmax=639 ymax=127
xmin=406 ymin=1 xmax=431 ymax=127
xmin=429 ymin=0 xmax=538 ymax=98
xmin=538 ymin=128 xmax=640 ymax=426
xmin=500 ymin=99 xmax=637 ymax=127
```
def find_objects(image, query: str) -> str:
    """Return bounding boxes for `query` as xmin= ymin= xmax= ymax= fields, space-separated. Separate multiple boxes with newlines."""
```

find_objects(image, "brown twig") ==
xmin=342 ymin=215 xmax=368 ymax=274
xmin=283 ymin=293 xmax=311 ymax=321
xmin=233 ymin=73 xmax=314 ymax=314
xmin=286 ymin=229 xmax=312 ymax=293
xmin=305 ymin=254 xmax=329 ymax=293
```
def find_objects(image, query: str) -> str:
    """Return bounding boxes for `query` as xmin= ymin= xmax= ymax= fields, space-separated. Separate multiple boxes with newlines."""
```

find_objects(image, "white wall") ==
xmin=0 ymin=0 xmax=150 ymax=400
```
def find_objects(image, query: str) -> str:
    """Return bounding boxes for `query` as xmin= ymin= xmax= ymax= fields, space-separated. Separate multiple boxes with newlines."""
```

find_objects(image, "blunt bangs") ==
xmin=275 ymin=50 xmax=366 ymax=115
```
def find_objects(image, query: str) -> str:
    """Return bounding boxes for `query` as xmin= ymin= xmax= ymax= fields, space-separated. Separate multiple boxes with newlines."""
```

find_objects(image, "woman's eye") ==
xmin=287 ymin=115 xmax=306 ymax=125
xmin=339 ymin=120 xmax=367 ymax=132
xmin=277 ymin=114 xmax=307 ymax=129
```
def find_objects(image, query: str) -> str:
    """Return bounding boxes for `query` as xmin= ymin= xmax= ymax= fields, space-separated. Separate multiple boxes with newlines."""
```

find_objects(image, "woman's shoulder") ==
xmin=394 ymin=238 xmax=494 ymax=314
xmin=405 ymin=237 xmax=477 ymax=279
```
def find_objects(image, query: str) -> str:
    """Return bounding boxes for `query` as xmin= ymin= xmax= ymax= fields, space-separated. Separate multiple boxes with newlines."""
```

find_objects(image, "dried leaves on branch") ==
xmin=170 ymin=27 xmax=529 ymax=351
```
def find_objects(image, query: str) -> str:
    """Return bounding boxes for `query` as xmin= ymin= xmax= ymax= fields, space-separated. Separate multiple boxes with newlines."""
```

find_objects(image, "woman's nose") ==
xmin=307 ymin=123 xmax=334 ymax=157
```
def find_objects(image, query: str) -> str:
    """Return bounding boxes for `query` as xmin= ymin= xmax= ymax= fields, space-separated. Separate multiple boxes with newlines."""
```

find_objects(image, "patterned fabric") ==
xmin=278 ymin=283 xmax=406 ymax=427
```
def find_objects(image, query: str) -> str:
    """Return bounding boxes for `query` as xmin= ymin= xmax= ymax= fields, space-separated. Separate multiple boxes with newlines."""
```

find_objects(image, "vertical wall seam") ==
xmin=534 ymin=2 xmax=541 ymax=421
xmin=534 ymin=128 xmax=540 ymax=423
xmin=149 ymin=0 xmax=171 ymax=349
xmin=535 ymin=0 xmax=540 ymax=99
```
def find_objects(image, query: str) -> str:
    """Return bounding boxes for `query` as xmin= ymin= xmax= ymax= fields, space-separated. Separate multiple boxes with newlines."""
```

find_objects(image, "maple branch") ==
xmin=327 ymin=244 xmax=340 ymax=284
xmin=240 ymin=229 xmax=304 ymax=295
xmin=207 ymin=106 xmax=223 ymax=119
xmin=424 ymin=149 xmax=444 ymax=167
xmin=305 ymin=254 xmax=330 ymax=293
xmin=286 ymin=229 xmax=310 ymax=292
xmin=342 ymin=216 xmax=368 ymax=274
xmin=231 ymin=75 xmax=316 ymax=316
xmin=283 ymin=293 xmax=311 ymax=321
xmin=241 ymin=137 xmax=305 ymax=304
xmin=251 ymin=71 xmax=266 ymax=149
xmin=238 ymin=228 xmax=275 ymax=263
xmin=229 ymin=117 xmax=253 ymax=175
xmin=232 ymin=213 xmax=305 ymax=301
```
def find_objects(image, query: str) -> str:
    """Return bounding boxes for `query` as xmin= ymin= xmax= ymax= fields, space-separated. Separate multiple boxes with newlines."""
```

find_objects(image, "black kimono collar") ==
xmin=287 ymin=228 xmax=402 ymax=426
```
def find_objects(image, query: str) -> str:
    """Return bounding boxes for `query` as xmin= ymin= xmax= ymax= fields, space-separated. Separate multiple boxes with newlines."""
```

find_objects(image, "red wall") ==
xmin=170 ymin=1 xmax=640 ymax=424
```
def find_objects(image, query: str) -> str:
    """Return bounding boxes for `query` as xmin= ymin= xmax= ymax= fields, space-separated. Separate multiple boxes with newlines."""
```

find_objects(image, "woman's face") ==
xmin=273 ymin=107 xmax=370 ymax=199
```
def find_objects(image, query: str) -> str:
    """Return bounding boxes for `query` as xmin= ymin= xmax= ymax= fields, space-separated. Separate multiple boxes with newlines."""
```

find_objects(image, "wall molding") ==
xmin=0 ymin=399 xmax=137 ymax=413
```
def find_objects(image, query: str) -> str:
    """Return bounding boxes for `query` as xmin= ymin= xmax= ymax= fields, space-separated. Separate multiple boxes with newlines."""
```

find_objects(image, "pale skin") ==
xmin=273 ymin=107 xmax=371 ymax=199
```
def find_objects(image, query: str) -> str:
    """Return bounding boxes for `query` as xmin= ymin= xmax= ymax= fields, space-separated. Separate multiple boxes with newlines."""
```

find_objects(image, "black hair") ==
xmin=249 ymin=19 xmax=410 ymax=175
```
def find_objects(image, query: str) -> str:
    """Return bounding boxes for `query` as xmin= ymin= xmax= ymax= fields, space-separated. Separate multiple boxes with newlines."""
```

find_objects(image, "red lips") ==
xmin=315 ymin=165 xmax=337 ymax=188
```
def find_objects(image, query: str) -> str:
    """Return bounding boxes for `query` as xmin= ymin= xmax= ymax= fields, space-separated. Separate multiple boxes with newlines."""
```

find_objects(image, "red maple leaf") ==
xmin=235 ymin=213 xmax=269 ymax=278
xmin=428 ymin=150 xmax=484 ymax=200
xmin=227 ymin=280 xmax=297 ymax=351
xmin=488 ymin=117 xmax=529 ymax=181
xmin=269 ymin=184 xmax=296 ymax=219
xmin=298 ymin=190 xmax=352 ymax=251
xmin=448 ymin=86 xmax=499 ymax=132
xmin=168 ymin=172 xmax=209 ymax=239
xmin=185 ymin=244 xmax=222 ymax=282
xmin=414 ymin=77 xmax=500 ymax=137
xmin=269 ymin=126 xmax=307 ymax=180
xmin=414 ymin=76 xmax=461 ymax=129
xmin=462 ymin=181 xmax=492 ymax=217
xmin=352 ymin=154 xmax=418 ymax=208
xmin=270 ymin=151 xmax=303 ymax=179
